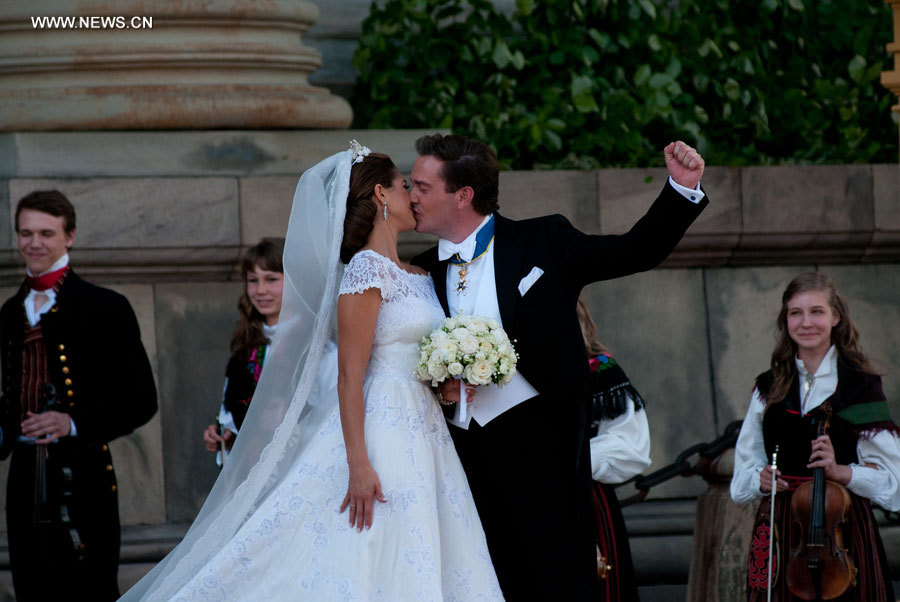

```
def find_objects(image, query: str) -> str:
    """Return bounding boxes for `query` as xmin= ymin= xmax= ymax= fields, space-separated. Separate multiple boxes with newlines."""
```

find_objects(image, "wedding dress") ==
xmin=121 ymin=147 xmax=501 ymax=602
xmin=167 ymin=249 xmax=502 ymax=601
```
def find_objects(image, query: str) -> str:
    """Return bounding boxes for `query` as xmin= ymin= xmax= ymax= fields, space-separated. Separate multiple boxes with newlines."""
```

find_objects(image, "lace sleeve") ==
xmin=339 ymin=251 xmax=393 ymax=299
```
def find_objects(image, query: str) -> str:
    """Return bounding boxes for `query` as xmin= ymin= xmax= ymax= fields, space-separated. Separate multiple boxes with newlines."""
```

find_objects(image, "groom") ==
xmin=411 ymin=134 xmax=707 ymax=600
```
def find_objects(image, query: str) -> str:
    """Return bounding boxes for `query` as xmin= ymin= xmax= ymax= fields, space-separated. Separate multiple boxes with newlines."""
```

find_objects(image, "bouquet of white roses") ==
xmin=416 ymin=315 xmax=518 ymax=414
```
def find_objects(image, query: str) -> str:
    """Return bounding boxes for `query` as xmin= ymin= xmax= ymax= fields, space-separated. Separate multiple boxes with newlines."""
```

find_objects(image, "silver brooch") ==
xmin=350 ymin=139 xmax=371 ymax=165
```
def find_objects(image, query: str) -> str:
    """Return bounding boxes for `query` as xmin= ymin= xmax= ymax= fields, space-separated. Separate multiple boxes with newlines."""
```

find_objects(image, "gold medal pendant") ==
xmin=455 ymin=266 xmax=468 ymax=294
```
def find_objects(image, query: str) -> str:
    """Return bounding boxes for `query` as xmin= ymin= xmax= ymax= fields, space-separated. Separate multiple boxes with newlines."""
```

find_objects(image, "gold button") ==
xmin=102 ymin=444 xmax=108 ymax=451
xmin=111 ymin=485 xmax=117 ymax=492
xmin=69 ymin=402 xmax=75 ymax=407
xmin=106 ymin=465 xmax=113 ymax=471
xmin=58 ymin=344 xmax=65 ymax=351
xmin=62 ymin=367 xmax=70 ymax=374
xmin=66 ymin=390 xmax=74 ymax=397
xmin=59 ymin=355 xmax=67 ymax=362
xmin=64 ymin=378 xmax=72 ymax=386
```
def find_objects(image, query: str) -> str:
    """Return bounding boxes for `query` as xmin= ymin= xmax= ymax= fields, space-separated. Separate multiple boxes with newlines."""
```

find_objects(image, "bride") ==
xmin=122 ymin=144 xmax=503 ymax=600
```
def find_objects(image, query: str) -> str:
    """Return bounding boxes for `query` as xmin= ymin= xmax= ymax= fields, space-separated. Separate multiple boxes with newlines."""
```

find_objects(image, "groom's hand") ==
xmin=664 ymin=141 xmax=704 ymax=190
xmin=437 ymin=379 xmax=477 ymax=404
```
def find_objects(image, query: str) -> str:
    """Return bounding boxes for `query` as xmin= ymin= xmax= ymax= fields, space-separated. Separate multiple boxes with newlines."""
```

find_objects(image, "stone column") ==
xmin=882 ymin=0 xmax=900 ymax=152
xmin=0 ymin=0 xmax=352 ymax=130
xmin=686 ymin=448 xmax=758 ymax=602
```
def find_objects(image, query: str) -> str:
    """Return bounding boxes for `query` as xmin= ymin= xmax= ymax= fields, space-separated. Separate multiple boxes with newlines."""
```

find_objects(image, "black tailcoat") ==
xmin=0 ymin=270 xmax=157 ymax=601
xmin=413 ymin=182 xmax=707 ymax=600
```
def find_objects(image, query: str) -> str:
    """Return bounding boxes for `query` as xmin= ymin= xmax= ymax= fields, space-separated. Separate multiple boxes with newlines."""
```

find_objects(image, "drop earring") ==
xmin=383 ymin=202 xmax=388 ymax=220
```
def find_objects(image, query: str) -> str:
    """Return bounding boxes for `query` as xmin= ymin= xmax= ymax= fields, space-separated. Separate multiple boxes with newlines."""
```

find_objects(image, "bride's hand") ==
xmin=340 ymin=462 xmax=388 ymax=532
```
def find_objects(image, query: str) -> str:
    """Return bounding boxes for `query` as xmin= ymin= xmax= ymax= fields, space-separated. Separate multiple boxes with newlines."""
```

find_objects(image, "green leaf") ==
xmin=725 ymin=78 xmax=740 ymax=101
xmin=589 ymin=29 xmax=611 ymax=50
xmin=511 ymin=51 xmax=526 ymax=70
xmin=638 ymin=0 xmax=656 ymax=19
xmin=515 ymin=0 xmax=535 ymax=16
xmin=545 ymin=129 xmax=563 ymax=151
xmin=492 ymin=40 xmax=513 ymax=69
xmin=694 ymin=105 xmax=709 ymax=124
xmin=583 ymin=46 xmax=600 ymax=65
xmin=788 ymin=0 xmax=804 ymax=11
xmin=666 ymin=57 xmax=682 ymax=79
xmin=648 ymin=35 xmax=662 ymax=52
xmin=634 ymin=64 xmax=652 ymax=87
xmin=847 ymin=55 xmax=867 ymax=84
xmin=648 ymin=72 xmax=673 ymax=89
xmin=571 ymin=75 xmax=593 ymax=96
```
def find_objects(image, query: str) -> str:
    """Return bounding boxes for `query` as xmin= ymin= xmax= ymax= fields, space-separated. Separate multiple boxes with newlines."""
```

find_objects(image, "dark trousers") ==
xmin=448 ymin=394 xmax=598 ymax=601
xmin=6 ymin=442 xmax=120 ymax=601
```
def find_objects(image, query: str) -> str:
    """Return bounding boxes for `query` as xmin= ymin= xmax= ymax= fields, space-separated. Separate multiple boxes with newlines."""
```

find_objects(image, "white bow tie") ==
xmin=438 ymin=237 xmax=477 ymax=262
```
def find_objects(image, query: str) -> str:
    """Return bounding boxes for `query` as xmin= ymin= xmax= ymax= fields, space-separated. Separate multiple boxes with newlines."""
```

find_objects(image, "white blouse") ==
xmin=730 ymin=346 xmax=900 ymax=511
xmin=590 ymin=393 xmax=651 ymax=484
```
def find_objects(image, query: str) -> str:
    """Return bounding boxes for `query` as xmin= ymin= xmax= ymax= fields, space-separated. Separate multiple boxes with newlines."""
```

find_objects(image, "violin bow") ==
xmin=767 ymin=444 xmax=780 ymax=602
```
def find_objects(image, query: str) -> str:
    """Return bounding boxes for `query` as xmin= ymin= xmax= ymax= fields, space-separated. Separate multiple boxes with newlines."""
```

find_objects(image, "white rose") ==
xmin=432 ymin=330 xmax=450 ymax=344
xmin=444 ymin=317 xmax=459 ymax=330
xmin=428 ymin=361 xmax=449 ymax=382
xmin=448 ymin=362 xmax=464 ymax=376
xmin=479 ymin=340 xmax=493 ymax=354
xmin=437 ymin=340 xmax=459 ymax=362
xmin=451 ymin=327 xmax=471 ymax=341
xmin=488 ymin=319 xmax=501 ymax=330
xmin=416 ymin=364 xmax=432 ymax=381
xmin=499 ymin=371 xmax=514 ymax=385
xmin=458 ymin=335 xmax=479 ymax=356
xmin=465 ymin=359 xmax=494 ymax=386
xmin=468 ymin=318 xmax=488 ymax=333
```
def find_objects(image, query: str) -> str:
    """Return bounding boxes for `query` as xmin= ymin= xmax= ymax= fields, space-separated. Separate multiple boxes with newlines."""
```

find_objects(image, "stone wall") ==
xmin=1 ymin=130 xmax=899 ymax=596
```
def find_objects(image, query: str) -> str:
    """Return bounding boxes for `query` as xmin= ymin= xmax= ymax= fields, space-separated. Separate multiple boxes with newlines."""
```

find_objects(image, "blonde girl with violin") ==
xmin=730 ymin=272 xmax=899 ymax=601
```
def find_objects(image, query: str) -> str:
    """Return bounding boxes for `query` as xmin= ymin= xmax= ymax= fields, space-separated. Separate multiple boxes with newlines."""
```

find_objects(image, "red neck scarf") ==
xmin=25 ymin=265 xmax=68 ymax=292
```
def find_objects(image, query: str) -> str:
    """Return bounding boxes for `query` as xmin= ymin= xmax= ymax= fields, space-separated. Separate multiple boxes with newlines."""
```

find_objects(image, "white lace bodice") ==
xmin=339 ymin=250 xmax=446 ymax=379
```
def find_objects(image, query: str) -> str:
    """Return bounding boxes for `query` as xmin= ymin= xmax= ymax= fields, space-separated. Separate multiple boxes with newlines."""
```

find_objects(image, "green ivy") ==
xmin=351 ymin=0 xmax=898 ymax=169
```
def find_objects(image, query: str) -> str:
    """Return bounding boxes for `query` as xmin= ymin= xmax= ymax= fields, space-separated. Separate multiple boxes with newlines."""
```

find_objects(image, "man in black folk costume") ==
xmin=0 ymin=191 xmax=158 ymax=601
xmin=411 ymin=134 xmax=708 ymax=600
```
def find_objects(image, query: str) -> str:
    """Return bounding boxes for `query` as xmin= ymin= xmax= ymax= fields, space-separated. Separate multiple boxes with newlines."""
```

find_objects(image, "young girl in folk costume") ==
xmin=577 ymin=296 xmax=651 ymax=601
xmin=203 ymin=238 xmax=285 ymax=459
xmin=731 ymin=272 xmax=899 ymax=601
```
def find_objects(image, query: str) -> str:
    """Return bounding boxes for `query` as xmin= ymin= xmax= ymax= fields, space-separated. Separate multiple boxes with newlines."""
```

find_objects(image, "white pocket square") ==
xmin=517 ymin=267 xmax=544 ymax=296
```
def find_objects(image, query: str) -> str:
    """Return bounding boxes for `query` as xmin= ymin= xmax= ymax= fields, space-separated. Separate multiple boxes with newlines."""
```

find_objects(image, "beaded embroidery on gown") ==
xmin=171 ymin=250 xmax=503 ymax=601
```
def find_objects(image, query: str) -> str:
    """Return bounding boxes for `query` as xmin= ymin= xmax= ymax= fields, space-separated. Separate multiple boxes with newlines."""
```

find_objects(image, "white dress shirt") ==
xmin=441 ymin=215 xmax=540 ymax=426
xmin=730 ymin=345 xmax=900 ymax=511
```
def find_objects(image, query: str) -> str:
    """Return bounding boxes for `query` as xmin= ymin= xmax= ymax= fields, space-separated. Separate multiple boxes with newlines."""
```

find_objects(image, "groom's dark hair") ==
xmin=415 ymin=134 xmax=499 ymax=215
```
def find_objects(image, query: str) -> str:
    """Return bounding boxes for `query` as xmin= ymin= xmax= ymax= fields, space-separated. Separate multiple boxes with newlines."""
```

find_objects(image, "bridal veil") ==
xmin=122 ymin=149 xmax=352 ymax=600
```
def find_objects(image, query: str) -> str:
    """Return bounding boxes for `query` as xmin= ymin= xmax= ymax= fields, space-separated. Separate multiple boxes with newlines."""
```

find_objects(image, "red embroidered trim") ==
xmin=748 ymin=523 xmax=775 ymax=590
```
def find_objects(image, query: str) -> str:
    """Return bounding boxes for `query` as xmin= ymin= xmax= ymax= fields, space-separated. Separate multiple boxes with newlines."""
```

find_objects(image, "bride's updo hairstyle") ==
xmin=340 ymin=152 xmax=398 ymax=264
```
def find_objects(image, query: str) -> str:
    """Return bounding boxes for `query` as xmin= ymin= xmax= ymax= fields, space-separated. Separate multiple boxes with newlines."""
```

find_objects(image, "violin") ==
xmin=786 ymin=408 xmax=856 ymax=600
xmin=33 ymin=383 xmax=85 ymax=559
